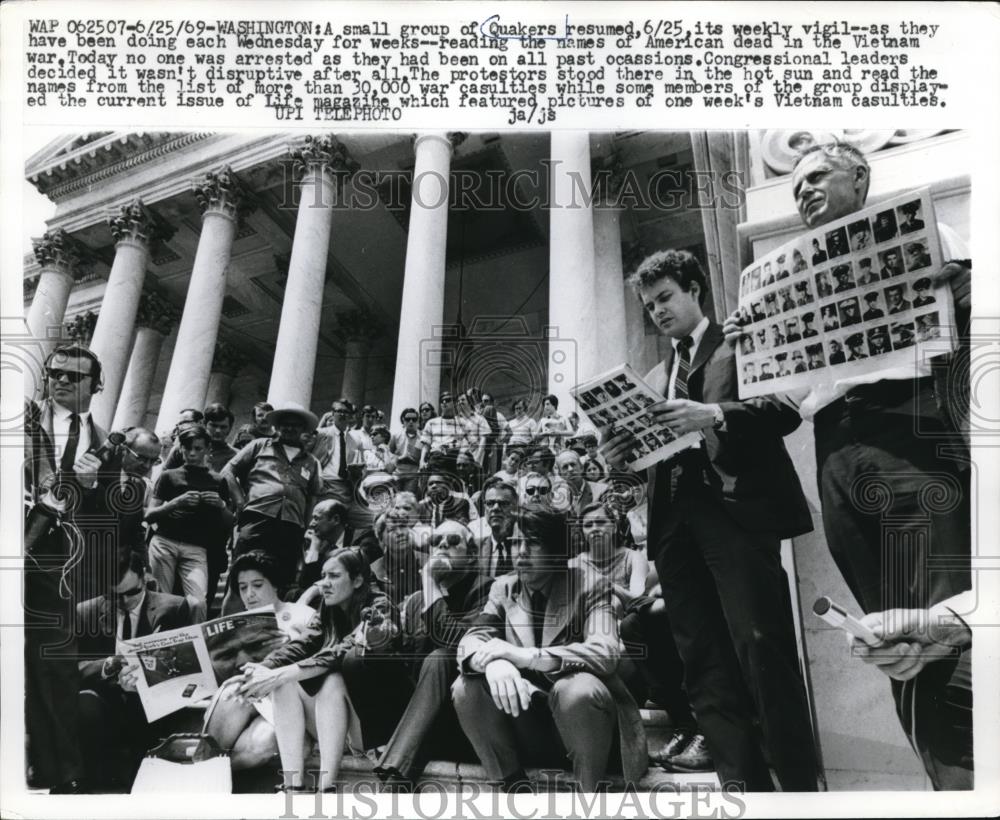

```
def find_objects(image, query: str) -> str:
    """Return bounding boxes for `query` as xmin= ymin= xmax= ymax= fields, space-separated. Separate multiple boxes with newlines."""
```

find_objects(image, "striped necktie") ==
xmin=673 ymin=336 xmax=694 ymax=399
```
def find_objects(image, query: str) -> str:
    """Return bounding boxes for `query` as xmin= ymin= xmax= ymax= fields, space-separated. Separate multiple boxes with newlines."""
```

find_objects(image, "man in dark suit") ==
xmin=75 ymin=550 xmax=192 ymax=790
xmin=601 ymin=250 xmax=818 ymax=791
xmin=375 ymin=520 xmax=494 ymax=789
xmin=23 ymin=344 xmax=116 ymax=793
xmin=453 ymin=508 xmax=647 ymax=792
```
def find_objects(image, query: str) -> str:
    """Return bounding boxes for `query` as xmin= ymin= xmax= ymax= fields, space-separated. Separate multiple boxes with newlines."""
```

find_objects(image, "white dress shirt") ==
xmin=667 ymin=316 xmax=710 ymax=399
xmin=50 ymin=402 xmax=92 ymax=461
xmin=116 ymin=589 xmax=146 ymax=641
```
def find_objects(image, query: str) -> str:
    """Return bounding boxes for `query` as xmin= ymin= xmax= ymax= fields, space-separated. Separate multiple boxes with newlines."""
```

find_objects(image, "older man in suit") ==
xmin=23 ymin=344 xmax=119 ymax=792
xmin=601 ymin=250 xmax=818 ymax=791
xmin=551 ymin=450 xmax=609 ymax=517
xmin=75 ymin=551 xmax=191 ymax=790
xmin=452 ymin=508 xmax=646 ymax=792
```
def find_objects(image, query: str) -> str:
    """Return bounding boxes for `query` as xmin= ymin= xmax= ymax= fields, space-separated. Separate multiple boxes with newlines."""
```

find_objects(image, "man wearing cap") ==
xmin=222 ymin=402 xmax=323 ymax=592
xmin=846 ymin=334 xmax=868 ymax=361
xmin=862 ymin=292 xmax=885 ymax=321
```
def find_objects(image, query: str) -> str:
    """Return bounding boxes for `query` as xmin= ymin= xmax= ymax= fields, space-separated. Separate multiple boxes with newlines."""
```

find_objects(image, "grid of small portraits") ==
xmin=737 ymin=195 xmax=945 ymax=395
xmin=575 ymin=372 xmax=679 ymax=459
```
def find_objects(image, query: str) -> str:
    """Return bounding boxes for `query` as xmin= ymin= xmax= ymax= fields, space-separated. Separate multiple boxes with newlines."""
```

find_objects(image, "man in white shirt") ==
xmin=419 ymin=392 xmax=467 ymax=472
xmin=724 ymin=141 xmax=973 ymax=789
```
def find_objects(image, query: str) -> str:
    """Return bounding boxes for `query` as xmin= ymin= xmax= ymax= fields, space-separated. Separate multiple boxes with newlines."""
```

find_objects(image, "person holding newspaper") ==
xmin=599 ymin=249 xmax=819 ymax=791
xmin=723 ymin=141 xmax=973 ymax=789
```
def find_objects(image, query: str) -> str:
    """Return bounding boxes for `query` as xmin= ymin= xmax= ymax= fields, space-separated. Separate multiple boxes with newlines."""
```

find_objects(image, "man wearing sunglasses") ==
xmin=23 ymin=344 xmax=115 ymax=793
xmin=390 ymin=408 xmax=423 ymax=495
xmin=74 ymin=550 xmax=192 ymax=790
xmin=376 ymin=520 xmax=494 ymax=790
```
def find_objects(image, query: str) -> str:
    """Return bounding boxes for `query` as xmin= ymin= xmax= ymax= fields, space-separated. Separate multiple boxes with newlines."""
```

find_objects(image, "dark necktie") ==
xmin=670 ymin=337 xmax=696 ymax=496
xmin=60 ymin=413 xmax=81 ymax=474
xmin=673 ymin=336 xmax=694 ymax=399
xmin=495 ymin=540 xmax=512 ymax=576
xmin=530 ymin=590 xmax=546 ymax=648
xmin=337 ymin=429 xmax=348 ymax=479
xmin=120 ymin=609 xmax=132 ymax=640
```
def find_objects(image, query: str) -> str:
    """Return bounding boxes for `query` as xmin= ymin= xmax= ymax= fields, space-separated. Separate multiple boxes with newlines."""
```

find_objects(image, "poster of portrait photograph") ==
xmin=736 ymin=189 xmax=954 ymax=399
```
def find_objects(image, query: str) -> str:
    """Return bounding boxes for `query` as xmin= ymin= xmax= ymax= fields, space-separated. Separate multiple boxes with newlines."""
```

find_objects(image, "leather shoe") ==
xmin=49 ymin=779 xmax=88 ymax=794
xmin=649 ymin=729 xmax=693 ymax=768
xmin=662 ymin=734 xmax=714 ymax=773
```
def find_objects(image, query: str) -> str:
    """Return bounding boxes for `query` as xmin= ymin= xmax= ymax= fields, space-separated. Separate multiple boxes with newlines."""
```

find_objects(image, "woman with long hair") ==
xmin=236 ymin=548 xmax=411 ymax=792
xmin=204 ymin=551 xmax=317 ymax=771
xmin=417 ymin=401 xmax=436 ymax=432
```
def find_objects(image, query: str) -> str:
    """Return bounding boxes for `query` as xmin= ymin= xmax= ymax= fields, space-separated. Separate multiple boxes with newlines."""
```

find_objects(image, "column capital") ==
xmin=413 ymin=132 xmax=467 ymax=154
xmin=290 ymin=135 xmax=359 ymax=186
xmin=591 ymin=149 xmax=627 ymax=207
xmin=211 ymin=338 xmax=248 ymax=376
xmin=135 ymin=290 xmax=179 ymax=335
xmin=337 ymin=308 xmax=382 ymax=344
xmin=31 ymin=228 xmax=87 ymax=277
xmin=107 ymin=199 xmax=175 ymax=248
xmin=64 ymin=310 xmax=98 ymax=345
xmin=193 ymin=165 xmax=256 ymax=225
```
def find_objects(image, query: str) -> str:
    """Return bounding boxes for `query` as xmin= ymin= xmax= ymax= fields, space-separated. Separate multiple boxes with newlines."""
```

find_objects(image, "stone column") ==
xmin=338 ymin=309 xmax=379 ymax=406
xmin=89 ymin=201 xmax=171 ymax=429
xmin=591 ymin=150 xmax=629 ymax=373
xmin=389 ymin=132 xmax=464 ymax=425
xmin=548 ymin=132 xmax=598 ymax=410
xmin=156 ymin=167 xmax=252 ymax=432
xmin=205 ymin=339 xmax=247 ymax=407
xmin=622 ymin=239 xmax=659 ymax=375
xmin=27 ymin=229 xmax=84 ymax=348
xmin=268 ymin=136 xmax=357 ymax=408
xmin=112 ymin=292 xmax=178 ymax=430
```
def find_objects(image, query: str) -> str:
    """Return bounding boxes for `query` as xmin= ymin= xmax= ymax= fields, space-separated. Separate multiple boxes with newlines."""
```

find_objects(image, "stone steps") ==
xmin=232 ymin=708 xmax=721 ymax=794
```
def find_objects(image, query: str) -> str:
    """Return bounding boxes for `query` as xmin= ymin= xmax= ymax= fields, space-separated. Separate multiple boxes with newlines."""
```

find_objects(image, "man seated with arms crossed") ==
xmin=375 ymin=520 xmax=495 ymax=790
xmin=724 ymin=141 xmax=973 ymax=790
xmin=452 ymin=508 xmax=646 ymax=793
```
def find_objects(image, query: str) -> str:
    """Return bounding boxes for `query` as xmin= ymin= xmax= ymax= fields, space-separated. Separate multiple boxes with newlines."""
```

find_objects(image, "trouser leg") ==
xmin=452 ymin=675 xmax=522 ymax=781
xmin=548 ymin=672 xmax=616 ymax=792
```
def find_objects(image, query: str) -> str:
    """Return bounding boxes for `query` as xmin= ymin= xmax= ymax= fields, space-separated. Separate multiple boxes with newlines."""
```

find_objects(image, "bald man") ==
xmin=552 ymin=450 xmax=609 ymax=516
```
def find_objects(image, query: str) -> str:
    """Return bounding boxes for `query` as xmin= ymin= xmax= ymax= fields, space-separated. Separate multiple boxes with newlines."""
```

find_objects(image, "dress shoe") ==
xmin=649 ymin=729 xmax=693 ymax=768
xmin=49 ymin=779 xmax=88 ymax=794
xmin=662 ymin=734 xmax=714 ymax=773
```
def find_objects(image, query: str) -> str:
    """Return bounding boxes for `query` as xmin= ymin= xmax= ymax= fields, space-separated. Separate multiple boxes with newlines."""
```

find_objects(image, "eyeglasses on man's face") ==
xmin=47 ymin=367 xmax=89 ymax=384
xmin=432 ymin=533 xmax=467 ymax=549
xmin=123 ymin=444 xmax=161 ymax=467
xmin=525 ymin=485 xmax=550 ymax=496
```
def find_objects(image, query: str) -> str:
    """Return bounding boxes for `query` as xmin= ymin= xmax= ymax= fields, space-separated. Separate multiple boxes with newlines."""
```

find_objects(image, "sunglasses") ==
xmin=46 ymin=368 xmax=89 ymax=383
xmin=123 ymin=444 xmax=161 ymax=467
xmin=432 ymin=533 xmax=467 ymax=548
xmin=525 ymin=486 xmax=550 ymax=496
xmin=403 ymin=416 xmax=418 ymax=422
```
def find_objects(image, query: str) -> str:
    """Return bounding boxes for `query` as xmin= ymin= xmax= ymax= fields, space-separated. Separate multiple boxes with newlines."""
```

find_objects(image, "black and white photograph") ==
xmin=6 ymin=0 xmax=990 ymax=807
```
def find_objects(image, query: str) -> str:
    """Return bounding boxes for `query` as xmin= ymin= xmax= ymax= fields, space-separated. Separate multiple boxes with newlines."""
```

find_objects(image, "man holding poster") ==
xmin=725 ymin=142 xmax=973 ymax=789
xmin=600 ymin=250 xmax=818 ymax=791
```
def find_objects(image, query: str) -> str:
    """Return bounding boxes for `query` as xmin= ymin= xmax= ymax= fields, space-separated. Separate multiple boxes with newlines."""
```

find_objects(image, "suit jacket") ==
xmin=24 ymin=397 xmax=107 ymax=509
xmin=458 ymin=567 xmax=646 ymax=782
xmin=75 ymin=590 xmax=191 ymax=691
xmin=644 ymin=322 xmax=812 ymax=547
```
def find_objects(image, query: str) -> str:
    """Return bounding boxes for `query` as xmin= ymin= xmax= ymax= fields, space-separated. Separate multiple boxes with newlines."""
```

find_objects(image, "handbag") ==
xmin=131 ymin=688 xmax=232 ymax=793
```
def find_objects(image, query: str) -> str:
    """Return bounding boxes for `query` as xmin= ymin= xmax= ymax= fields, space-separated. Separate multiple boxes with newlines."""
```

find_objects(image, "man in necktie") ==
xmin=23 ymin=344 xmax=111 ymax=793
xmin=453 ymin=508 xmax=646 ymax=792
xmin=75 ymin=550 xmax=191 ymax=790
xmin=600 ymin=250 xmax=818 ymax=791
xmin=476 ymin=476 xmax=520 ymax=578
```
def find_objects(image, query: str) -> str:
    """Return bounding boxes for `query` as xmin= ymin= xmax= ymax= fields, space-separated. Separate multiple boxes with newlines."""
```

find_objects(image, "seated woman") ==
xmin=236 ymin=548 xmax=412 ymax=792
xmin=570 ymin=502 xmax=648 ymax=606
xmin=204 ymin=551 xmax=317 ymax=771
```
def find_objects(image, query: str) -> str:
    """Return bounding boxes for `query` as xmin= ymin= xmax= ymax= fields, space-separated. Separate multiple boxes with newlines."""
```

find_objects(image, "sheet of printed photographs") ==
xmin=574 ymin=370 xmax=682 ymax=461
xmin=735 ymin=190 xmax=951 ymax=399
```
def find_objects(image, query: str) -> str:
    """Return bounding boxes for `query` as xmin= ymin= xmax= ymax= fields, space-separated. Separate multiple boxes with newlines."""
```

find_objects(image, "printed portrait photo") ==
xmin=778 ymin=285 xmax=796 ymax=313
xmin=848 ymin=218 xmax=873 ymax=251
xmin=885 ymin=283 xmax=912 ymax=315
xmin=837 ymin=296 xmax=862 ymax=327
xmin=795 ymin=279 xmax=815 ymax=306
xmin=862 ymin=291 xmax=885 ymax=321
xmin=912 ymin=277 xmax=935 ymax=308
xmin=897 ymin=200 xmax=926 ymax=235
xmin=904 ymin=240 xmax=932 ymax=272
xmin=878 ymin=246 xmax=905 ymax=278
xmin=805 ymin=342 xmax=826 ymax=370
xmin=821 ymin=304 xmax=840 ymax=331
xmin=867 ymin=325 xmax=892 ymax=356
xmin=890 ymin=320 xmax=916 ymax=350
xmin=915 ymin=311 xmax=941 ymax=341
xmin=845 ymin=332 xmax=868 ymax=361
xmin=856 ymin=257 xmax=879 ymax=286
xmin=824 ymin=226 xmax=849 ymax=259
xmin=602 ymin=380 xmax=622 ymax=399
xmin=614 ymin=373 xmax=636 ymax=391
xmin=827 ymin=337 xmax=846 ymax=365
xmin=832 ymin=262 xmax=856 ymax=293
xmin=873 ymin=208 xmax=898 ymax=243
xmin=800 ymin=311 xmax=820 ymax=338
xmin=815 ymin=270 xmax=833 ymax=298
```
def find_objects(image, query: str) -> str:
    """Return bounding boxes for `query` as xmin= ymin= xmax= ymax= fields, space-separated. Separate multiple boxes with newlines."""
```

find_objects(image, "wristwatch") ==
xmin=712 ymin=405 xmax=726 ymax=430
